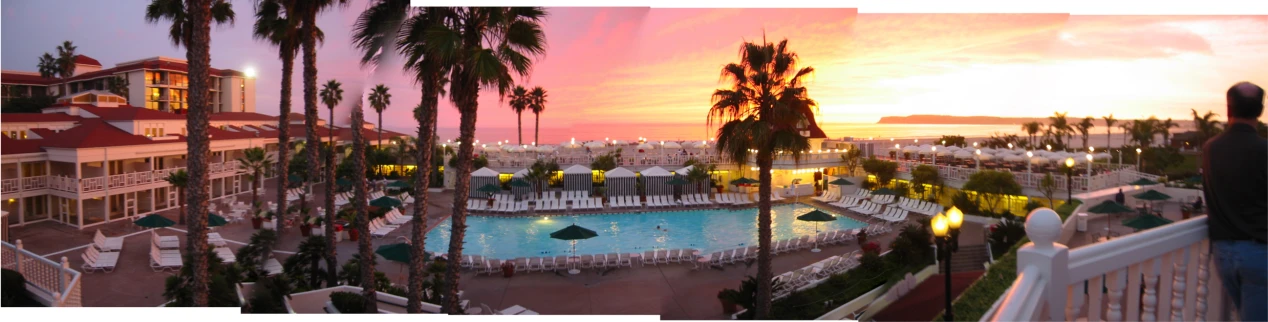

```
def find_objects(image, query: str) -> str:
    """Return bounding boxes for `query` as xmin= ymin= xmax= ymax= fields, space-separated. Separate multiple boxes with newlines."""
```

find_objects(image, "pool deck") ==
xmin=8 ymin=180 xmax=983 ymax=317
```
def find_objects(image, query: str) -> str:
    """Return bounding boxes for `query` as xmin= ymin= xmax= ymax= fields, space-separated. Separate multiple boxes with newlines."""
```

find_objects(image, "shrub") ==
xmin=861 ymin=242 xmax=881 ymax=255
xmin=952 ymin=191 xmax=981 ymax=215
xmin=1023 ymin=200 xmax=1043 ymax=213
xmin=247 ymin=275 xmax=293 ymax=313
xmin=963 ymin=170 xmax=1022 ymax=213
xmin=988 ymin=217 xmax=1026 ymax=258
xmin=887 ymin=223 xmax=934 ymax=269
xmin=330 ymin=291 xmax=367 ymax=313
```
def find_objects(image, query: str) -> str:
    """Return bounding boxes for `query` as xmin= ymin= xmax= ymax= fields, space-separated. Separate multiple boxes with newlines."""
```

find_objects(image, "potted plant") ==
xmin=501 ymin=260 xmax=515 ymax=278
xmin=717 ymin=289 xmax=740 ymax=314
xmin=715 ymin=184 xmax=724 ymax=194
xmin=309 ymin=216 xmax=323 ymax=235
xmin=299 ymin=216 xmax=313 ymax=237
xmin=1181 ymin=206 xmax=1192 ymax=220
xmin=251 ymin=211 xmax=265 ymax=229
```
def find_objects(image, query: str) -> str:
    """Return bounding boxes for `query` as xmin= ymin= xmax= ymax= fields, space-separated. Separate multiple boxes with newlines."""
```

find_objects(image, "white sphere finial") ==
xmin=1025 ymin=208 xmax=1063 ymax=249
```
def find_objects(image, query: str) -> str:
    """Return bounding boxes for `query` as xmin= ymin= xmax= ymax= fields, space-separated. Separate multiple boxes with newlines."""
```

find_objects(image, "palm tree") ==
xmin=353 ymin=2 xmax=448 ymax=313
xmin=1129 ymin=117 xmax=1160 ymax=148
xmin=318 ymin=78 xmax=344 ymax=285
xmin=37 ymin=41 xmax=78 ymax=96
xmin=1191 ymin=109 xmax=1223 ymax=166
xmin=146 ymin=0 xmax=234 ymax=307
xmin=252 ymin=0 xmax=301 ymax=246
xmin=294 ymin=0 xmax=345 ymax=218
xmin=164 ymin=170 xmax=190 ymax=226
xmin=509 ymin=86 xmax=530 ymax=145
xmin=1048 ymin=112 xmax=1072 ymax=150
xmin=1021 ymin=121 xmax=1042 ymax=148
xmin=529 ymin=87 xmax=548 ymax=146
xmin=346 ymin=100 xmax=377 ymax=311
xmin=36 ymin=53 xmax=58 ymax=91
xmin=368 ymin=84 xmax=392 ymax=144
xmin=236 ymin=147 xmax=272 ymax=212
xmin=1119 ymin=120 xmax=1133 ymax=147
xmin=709 ymin=37 xmax=815 ymax=318
xmin=1102 ymin=114 xmax=1117 ymax=149
xmin=426 ymin=7 xmax=548 ymax=313
xmin=108 ymin=75 xmax=131 ymax=98
xmin=1158 ymin=118 xmax=1178 ymax=147
xmin=1075 ymin=117 xmax=1095 ymax=150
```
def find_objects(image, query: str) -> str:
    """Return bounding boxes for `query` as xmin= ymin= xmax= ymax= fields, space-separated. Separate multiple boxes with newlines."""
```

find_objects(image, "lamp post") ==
xmin=1065 ymin=157 xmax=1076 ymax=204
xmin=1086 ymin=153 xmax=1093 ymax=178
xmin=974 ymin=149 xmax=981 ymax=170
xmin=931 ymin=146 xmax=937 ymax=167
xmin=932 ymin=206 xmax=964 ymax=322
xmin=1026 ymin=151 xmax=1034 ymax=185
xmin=1135 ymin=148 xmax=1142 ymax=170
xmin=1046 ymin=144 xmax=1052 ymax=152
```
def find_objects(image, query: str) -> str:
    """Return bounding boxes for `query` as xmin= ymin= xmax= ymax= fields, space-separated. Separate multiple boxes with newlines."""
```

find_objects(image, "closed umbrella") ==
xmin=370 ymin=196 xmax=404 ymax=209
xmin=134 ymin=214 xmax=176 ymax=228
xmin=1121 ymin=213 xmax=1174 ymax=231
xmin=207 ymin=213 xmax=229 ymax=227
xmin=550 ymin=224 xmax=599 ymax=275
xmin=797 ymin=209 xmax=837 ymax=252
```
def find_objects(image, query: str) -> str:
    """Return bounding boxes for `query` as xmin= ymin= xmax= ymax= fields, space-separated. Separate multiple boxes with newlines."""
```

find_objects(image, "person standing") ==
xmin=1115 ymin=188 xmax=1126 ymax=204
xmin=1202 ymin=81 xmax=1267 ymax=321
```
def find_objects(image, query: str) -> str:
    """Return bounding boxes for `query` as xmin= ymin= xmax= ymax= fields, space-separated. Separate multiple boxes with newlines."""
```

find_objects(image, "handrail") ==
xmin=990 ymin=265 xmax=1045 ymax=321
xmin=1 ymin=240 xmax=82 ymax=307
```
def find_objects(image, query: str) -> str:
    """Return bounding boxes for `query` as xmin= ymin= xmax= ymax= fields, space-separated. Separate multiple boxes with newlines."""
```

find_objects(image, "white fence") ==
xmin=983 ymin=210 xmax=1229 ymax=321
xmin=1 ymin=240 xmax=82 ymax=307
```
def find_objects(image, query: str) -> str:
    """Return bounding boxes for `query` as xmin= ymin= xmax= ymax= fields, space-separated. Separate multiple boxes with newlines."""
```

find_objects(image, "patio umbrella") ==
xmin=375 ymin=242 xmax=432 ymax=264
xmin=1128 ymin=178 xmax=1159 ymax=186
xmin=476 ymin=183 xmax=503 ymax=195
xmin=134 ymin=214 xmax=176 ymax=228
xmin=871 ymin=187 xmax=898 ymax=195
xmin=336 ymin=177 xmax=353 ymax=188
xmin=1086 ymin=200 xmax=1136 ymax=234
xmin=665 ymin=177 xmax=689 ymax=185
xmin=386 ymin=180 xmax=411 ymax=189
xmin=288 ymin=174 xmax=305 ymax=184
xmin=1185 ymin=176 xmax=1203 ymax=185
xmin=662 ymin=141 xmax=682 ymax=149
xmin=584 ymin=141 xmax=606 ymax=149
xmin=550 ymin=224 xmax=599 ymax=274
xmin=827 ymin=178 xmax=854 ymax=185
xmin=207 ymin=213 xmax=229 ymax=227
xmin=1121 ymin=213 xmax=1174 ymax=231
xmin=1133 ymin=189 xmax=1172 ymax=201
xmin=369 ymin=196 xmax=404 ymax=209
xmin=509 ymin=179 xmax=532 ymax=187
xmin=731 ymin=177 xmax=759 ymax=185
xmin=797 ymin=209 xmax=837 ymax=249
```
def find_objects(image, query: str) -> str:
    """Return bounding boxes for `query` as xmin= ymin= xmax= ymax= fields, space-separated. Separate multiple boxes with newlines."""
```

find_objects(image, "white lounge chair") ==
xmin=82 ymin=246 xmax=119 ymax=273
xmin=94 ymin=229 xmax=125 ymax=252
xmin=151 ymin=230 xmax=180 ymax=249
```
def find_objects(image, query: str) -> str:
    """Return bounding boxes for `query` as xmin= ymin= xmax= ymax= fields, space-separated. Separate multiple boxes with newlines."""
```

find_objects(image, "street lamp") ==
xmin=932 ymin=206 xmax=964 ymax=322
xmin=1008 ymin=143 xmax=1013 ymax=149
xmin=1065 ymin=157 xmax=1076 ymax=204
xmin=1026 ymin=151 xmax=1034 ymax=184
xmin=974 ymin=149 xmax=981 ymax=170
xmin=1046 ymin=144 xmax=1052 ymax=151
xmin=1135 ymin=148 xmax=1142 ymax=170
xmin=931 ymin=146 xmax=937 ymax=166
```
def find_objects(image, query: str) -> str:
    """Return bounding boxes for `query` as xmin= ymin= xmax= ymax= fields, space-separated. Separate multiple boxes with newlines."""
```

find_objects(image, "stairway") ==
xmin=939 ymin=244 xmax=990 ymax=273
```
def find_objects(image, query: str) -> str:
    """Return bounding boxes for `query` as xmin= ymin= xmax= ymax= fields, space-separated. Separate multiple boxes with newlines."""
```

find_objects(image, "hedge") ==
xmin=932 ymin=236 xmax=1028 ymax=321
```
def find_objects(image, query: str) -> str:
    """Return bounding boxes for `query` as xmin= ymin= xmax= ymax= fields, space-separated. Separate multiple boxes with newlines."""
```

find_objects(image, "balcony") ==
xmin=6 ymin=161 xmax=241 ymax=195
xmin=983 ymin=210 xmax=1230 ymax=321
xmin=1 ymin=240 xmax=82 ymax=307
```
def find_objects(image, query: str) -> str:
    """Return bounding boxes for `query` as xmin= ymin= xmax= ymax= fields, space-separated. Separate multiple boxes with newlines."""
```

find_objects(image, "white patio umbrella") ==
xmin=693 ymin=141 xmax=711 ymax=149
xmin=482 ymin=145 xmax=501 ymax=152
xmin=1093 ymin=152 xmax=1111 ymax=160
xmin=611 ymin=140 xmax=627 ymax=145
xmin=1003 ymin=154 xmax=1025 ymax=162
xmin=902 ymin=145 xmax=920 ymax=153
xmin=636 ymin=143 xmax=655 ymax=151
xmin=561 ymin=141 xmax=582 ymax=149
xmin=937 ymin=150 xmax=954 ymax=157
xmin=1030 ymin=156 xmax=1049 ymax=164
xmin=501 ymin=144 xmax=517 ymax=152
xmin=662 ymin=141 xmax=682 ymax=149
xmin=584 ymin=141 xmax=606 ymax=149
xmin=535 ymin=145 xmax=557 ymax=152
xmin=888 ymin=145 xmax=902 ymax=151
xmin=945 ymin=146 xmax=962 ymax=152
xmin=954 ymin=150 xmax=973 ymax=159
xmin=509 ymin=145 xmax=528 ymax=153
xmin=976 ymin=153 xmax=994 ymax=161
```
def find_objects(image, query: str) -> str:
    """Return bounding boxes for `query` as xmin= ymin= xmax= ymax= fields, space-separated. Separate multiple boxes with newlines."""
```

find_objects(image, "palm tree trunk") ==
xmin=408 ymin=84 xmax=440 ymax=313
xmin=183 ymin=0 xmax=214 ymax=307
xmin=276 ymin=51 xmax=294 ymax=247
xmin=351 ymin=105 xmax=378 ymax=313
xmin=516 ymin=111 xmax=522 ymax=145
xmin=534 ymin=113 xmax=540 ymax=146
xmin=378 ymin=112 xmax=384 ymax=148
xmin=754 ymin=155 xmax=774 ymax=319
xmin=251 ymin=173 xmax=259 ymax=211
xmin=324 ymin=130 xmax=338 ymax=287
xmin=442 ymin=95 xmax=479 ymax=314
xmin=1106 ymin=129 xmax=1112 ymax=149
xmin=303 ymin=21 xmax=321 ymax=234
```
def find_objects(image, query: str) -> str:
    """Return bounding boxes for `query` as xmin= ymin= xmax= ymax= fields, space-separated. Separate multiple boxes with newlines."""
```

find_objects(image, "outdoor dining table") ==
xmin=500 ymin=305 xmax=539 ymax=315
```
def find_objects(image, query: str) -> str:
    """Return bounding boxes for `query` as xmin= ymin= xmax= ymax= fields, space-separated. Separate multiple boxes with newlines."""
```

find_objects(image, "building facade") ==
xmin=2 ymin=55 xmax=255 ymax=113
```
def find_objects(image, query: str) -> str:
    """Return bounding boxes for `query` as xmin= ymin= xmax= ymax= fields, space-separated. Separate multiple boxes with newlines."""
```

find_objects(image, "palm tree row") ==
xmin=509 ymin=85 xmax=550 ymax=145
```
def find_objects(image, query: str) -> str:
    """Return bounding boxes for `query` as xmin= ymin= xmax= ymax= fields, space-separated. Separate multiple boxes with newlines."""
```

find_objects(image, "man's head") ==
xmin=1226 ymin=82 xmax=1264 ymax=121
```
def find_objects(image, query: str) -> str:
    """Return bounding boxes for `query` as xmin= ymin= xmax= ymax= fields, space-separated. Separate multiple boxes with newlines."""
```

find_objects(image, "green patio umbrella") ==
xmin=476 ymin=183 xmax=502 ymax=194
xmin=1185 ymin=176 xmax=1202 ymax=185
xmin=375 ymin=243 xmax=432 ymax=264
xmin=509 ymin=179 xmax=532 ymax=187
xmin=1122 ymin=214 xmax=1174 ymax=231
xmin=827 ymin=178 xmax=854 ymax=185
xmin=871 ymin=187 xmax=898 ymax=195
xmin=207 ymin=213 xmax=229 ymax=227
xmin=730 ymin=177 xmax=759 ymax=185
xmin=1086 ymin=200 xmax=1136 ymax=233
xmin=665 ymin=177 xmax=689 ymax=185
xmin=1133 ymin=189 xmax=1172 ymax=201
xmin=369 ymin=196 xmax=404 ymax=209
xmin=797 ymin=209 xmax=838 ymax=252
xmin=134 ymin=214 xmax=176 ymax=228
xmin=386 ymin=180 xmax=411 ymax=189
xmin=1128 ymin=178 xmax=1158 ymax=186
xmin=550 ymin=224 xmax=599 ymax=274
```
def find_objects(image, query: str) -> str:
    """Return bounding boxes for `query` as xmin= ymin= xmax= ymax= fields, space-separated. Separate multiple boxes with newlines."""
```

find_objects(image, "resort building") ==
xmin=0 ymin=89 xmax=408 ymax=230
xmin=2 ymin=55 xmax=255 ymax=113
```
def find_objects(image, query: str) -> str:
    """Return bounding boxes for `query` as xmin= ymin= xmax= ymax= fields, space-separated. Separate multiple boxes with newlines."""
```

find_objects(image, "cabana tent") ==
xmin=603 ymin=167 xmax=638 ymax=197
xmin=563 ymin=165 xmax=594 ymax=194
xmin=640 ymin=166 xmax=674 ymax=197
xmin=469 ymin=167 xmax=502 ymax=199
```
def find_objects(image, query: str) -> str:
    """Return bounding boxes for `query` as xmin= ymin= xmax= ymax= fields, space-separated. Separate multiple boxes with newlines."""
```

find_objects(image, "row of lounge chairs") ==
xmin=536 ymin=191 xmax=591 ymax=203
xmin=774 ymin=250 xmax=862 ymax=298
xmin=149 ymin=233 xmax=182 ymax=272
xmin=645 ymin=195 xmax=678 ymax=208
xmin=896 ymin=197 xmax=942 ymax=216
xmin=870 ymin=195 xmax=896 ymax=205
xmin=813 ymin=190 xmax=843 ymax=202
xmin=680 ymin=194 xmax=715 ymax=206
xmin=848 ymin=201 xmax=883 ymax=216
xmin=82 ymin=246 xmax=120 ymax=273
xmin=873 ymin=207 xmax=909 ymax=223
xmin=607 ymin=195 xmax=644 ymax=209
xmin=640 ymin=249 xmax=698 ymax=265
xmin=715 ymin=193 xmax=755 ymax=206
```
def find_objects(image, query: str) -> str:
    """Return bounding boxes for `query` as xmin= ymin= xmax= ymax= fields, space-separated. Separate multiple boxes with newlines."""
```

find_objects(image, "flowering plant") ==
xmin=862 ymin=242 xmax=881 ymax=255
xmin=334 ymin=224 xmax=344 ymax=232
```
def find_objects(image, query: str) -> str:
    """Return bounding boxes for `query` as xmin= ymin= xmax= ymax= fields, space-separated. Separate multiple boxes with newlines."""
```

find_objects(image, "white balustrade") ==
xmin=1 ymin=178 xmax=17 ymax=194
xmin=1 ymin=240 xmax=82 ymax=307
xmin=984 ymin=211 xmax=1227 ymax=322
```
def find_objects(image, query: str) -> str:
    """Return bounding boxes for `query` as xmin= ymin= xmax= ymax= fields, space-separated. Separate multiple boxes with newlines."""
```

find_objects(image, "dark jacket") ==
xmin=1201 ymin=123 xmax=1268 ymax=242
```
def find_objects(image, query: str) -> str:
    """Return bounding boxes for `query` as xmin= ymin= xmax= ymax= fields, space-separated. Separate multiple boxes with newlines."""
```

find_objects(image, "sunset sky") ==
xmin=3 ymin=2 xmax=1266 ymax=142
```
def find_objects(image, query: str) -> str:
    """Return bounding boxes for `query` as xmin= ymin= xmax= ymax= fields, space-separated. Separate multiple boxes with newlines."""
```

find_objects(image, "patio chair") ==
xmin=82 ymin=247 xmax=119 ymax=273
xmin=94 ymin=229 xmax=125 ymax=252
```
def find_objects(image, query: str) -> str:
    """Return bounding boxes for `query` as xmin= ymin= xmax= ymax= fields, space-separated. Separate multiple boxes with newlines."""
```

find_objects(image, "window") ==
xmin=19 ymin=130 xmax=26 ymax=139
xmin=171 ymin=73 xmax=188 ymax=87
xmin=147 ymin=71 xmax=164 ymax=85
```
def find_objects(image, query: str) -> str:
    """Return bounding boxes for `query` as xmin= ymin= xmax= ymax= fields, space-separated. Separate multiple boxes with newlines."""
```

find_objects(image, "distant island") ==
xmin=878 ymin=115 xmax=1120 ymax=126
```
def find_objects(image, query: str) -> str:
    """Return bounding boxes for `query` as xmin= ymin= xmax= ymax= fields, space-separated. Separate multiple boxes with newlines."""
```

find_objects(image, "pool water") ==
xmin=423 ymin=203 xmax=867 ymax=259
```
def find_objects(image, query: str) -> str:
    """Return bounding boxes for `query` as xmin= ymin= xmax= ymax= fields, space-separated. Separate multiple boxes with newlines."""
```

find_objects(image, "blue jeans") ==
xmin=1212 ymin=240 xmax=1267 ymax=321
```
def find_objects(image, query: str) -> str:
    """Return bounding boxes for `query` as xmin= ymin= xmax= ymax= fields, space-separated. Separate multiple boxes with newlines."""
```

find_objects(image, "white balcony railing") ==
xmin=983 ymin=210 xmax=1227 ymax=321
xmin=1 ymin=240 xmax=82 ymax=307
xmin=3 ymin=161 xmax=242 ymax=195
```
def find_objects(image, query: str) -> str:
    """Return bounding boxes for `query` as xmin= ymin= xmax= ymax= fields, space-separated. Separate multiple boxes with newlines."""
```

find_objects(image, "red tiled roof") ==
xmin=1 ymin=113 xmax=82 ymax=123
xmin=27 ymin=128 xmax=58 ymax=138
xmin=77 ymin=105 xmax=185 ymax=121
xmin=38 ymin=119 xmax=158 ymax=149
xmin=0 ymin=136 xmax=45 ymax=155
xmin=1 ymin=72 xmax=57 ymax=85
xmin=209 ymin=112 xmax=277 ymax=121
xmin=74 ymin=55 xmax=102 ymax=66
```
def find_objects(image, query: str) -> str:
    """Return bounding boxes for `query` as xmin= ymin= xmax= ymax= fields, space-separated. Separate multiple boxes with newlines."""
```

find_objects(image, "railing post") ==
xmin=60 ymin=256 xmax=70 ymax=296
xmin=1018 ymin=208 xmax=1069 ymax=320
xmin=14 ymin=239 xmax=24 ymax=274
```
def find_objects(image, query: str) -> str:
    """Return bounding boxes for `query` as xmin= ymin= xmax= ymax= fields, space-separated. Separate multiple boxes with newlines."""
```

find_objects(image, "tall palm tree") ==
xmin=348 ymin=100 xmax=377 ymax=312
xmin=37 ymin=41 xmax=78 ymax=96
xmin=295 ymin=1 xmax=341 ymax=248
xmin=1102 ymin=114 xmax=1117 ymax=149
xmin=1075 ymin=116 xmax=1095 ymax=150
xmin=353 ymin=2 xmax=448 ymax=312
xmin=1191 ymin=109 xmax=1223 ymax=166
xmin=36 ymin=53 xmax=58 ymax=91
xmin=252 ymin=0 xmax=301 ymax=245
xmin=1158 ymin=118 xmax=1178 ymax=147
xmin=428 ymin=7 xmax=548 ymax=313
xmin=163 ymin=170 xmax=190 ymax=226
xmin=529 ymin=87 xmax=548 ymax=146
xmin=1119 ymin=120 xmax=1133 ymax=147
xmin=236 ymin=147 xmax=272 ymax=212
xmin=1048 ymin=112 xmax=1072 ymax=150
xmin=509 ymin=86 xmax=530 ymax=145
xmin=318 ymin=78 xmax=344 ymax=285
xmin=369 ymin=84 xmax=392 ymax=144
xmin=1129 ymin=117 xmax=1160 ymax=148
xmin=146 ymin=0 xmax=234 ymax=307
xmin=709 ymin=37 xmax=815 ymax=318
xmin=1021 ymin=121 xmax=1042 ymax=148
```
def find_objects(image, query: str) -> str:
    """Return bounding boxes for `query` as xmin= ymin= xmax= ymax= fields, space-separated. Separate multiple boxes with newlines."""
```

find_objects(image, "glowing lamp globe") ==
xmin=931 ymin=213 xmax=949 ymax=238
xmin=946 ymin=206 xmax=963 ymax=230
xmin=1065 ymin=157 xmax=1075 ymax=168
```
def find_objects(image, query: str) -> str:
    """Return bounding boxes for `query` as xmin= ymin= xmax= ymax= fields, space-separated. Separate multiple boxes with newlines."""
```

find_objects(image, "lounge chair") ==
xmin=666 ymin=249 xmax=681 ymax=264
xmin=149 ymin=243 xmax=182 ymax=272
xmin=605 ymin=253 xmax=620 ymax=267
xmin=527 ymin=257 xmax=543 ymax=272
xmin=263 ymin=258 xmax=283 ymax=276
xmin=151 ymin=230 xmax=180 ymax=249
xmin=81 ymin=246 xmax=119 ymax=273
xmin=642 ymin=250 xmax=657 ymax=266
xmin=619 ymin=253 xmax=634 ymax=267
xmin=94 ymin=229 xmax=125 ymax=252
xmin=579 ymin=254 xmax=595 ymax=269
xmin=656 ymin=249 xmax=671 ymax=264
xmin=214 ymin=247 xmax=236 ymax=264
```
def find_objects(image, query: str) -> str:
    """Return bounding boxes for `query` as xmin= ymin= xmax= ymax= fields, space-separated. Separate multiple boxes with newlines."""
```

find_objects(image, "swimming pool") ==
xmin=423 ymin=203 xmax=867 ymax=259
